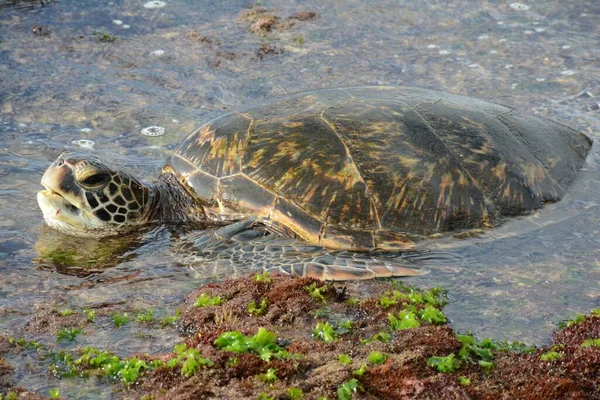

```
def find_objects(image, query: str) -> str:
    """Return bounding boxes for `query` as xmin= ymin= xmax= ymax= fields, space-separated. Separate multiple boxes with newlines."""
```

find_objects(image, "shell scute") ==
xmin=175 ymin=112 xmax=251 ymax=178
xmin=243 ymin=116 xmax=378 ymax=228
xmin=323 ymin=99 xmax=490 ymax=235
xmin=219 ymin=174 xmax=276 ymax=218
xmin=270 ymin=197 xmax=324 ymax=245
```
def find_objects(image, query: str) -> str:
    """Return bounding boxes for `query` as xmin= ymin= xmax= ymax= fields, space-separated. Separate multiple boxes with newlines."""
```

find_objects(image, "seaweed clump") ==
xmin=4 ymin=275 xmax=600 ymax=399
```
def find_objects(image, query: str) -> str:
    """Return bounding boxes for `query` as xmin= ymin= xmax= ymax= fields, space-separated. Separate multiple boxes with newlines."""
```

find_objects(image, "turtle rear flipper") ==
xmin=176 ymin=221 xmax=426 ymax=281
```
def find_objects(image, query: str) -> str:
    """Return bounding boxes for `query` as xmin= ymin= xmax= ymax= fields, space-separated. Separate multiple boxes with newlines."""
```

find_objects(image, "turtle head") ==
xmin=37 ymin=153 xmax=150 ymax=237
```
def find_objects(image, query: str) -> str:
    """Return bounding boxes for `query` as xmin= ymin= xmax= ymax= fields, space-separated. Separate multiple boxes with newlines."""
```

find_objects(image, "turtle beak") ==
xmin=37 ymin=158 xmax=86 ymax=229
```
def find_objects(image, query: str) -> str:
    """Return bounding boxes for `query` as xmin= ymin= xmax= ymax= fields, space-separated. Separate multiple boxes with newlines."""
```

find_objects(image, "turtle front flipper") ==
xmin=174 ymin=221 xmax=427 ymax=281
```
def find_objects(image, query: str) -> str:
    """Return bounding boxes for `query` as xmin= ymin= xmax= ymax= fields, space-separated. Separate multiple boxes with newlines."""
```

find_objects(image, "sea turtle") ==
xmin=37 ymin=86 xmax=592 ymax=280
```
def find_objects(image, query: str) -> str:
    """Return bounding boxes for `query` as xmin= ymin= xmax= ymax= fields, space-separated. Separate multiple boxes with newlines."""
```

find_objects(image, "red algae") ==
xmin=3 ymin=274 xmax=600 ymax=399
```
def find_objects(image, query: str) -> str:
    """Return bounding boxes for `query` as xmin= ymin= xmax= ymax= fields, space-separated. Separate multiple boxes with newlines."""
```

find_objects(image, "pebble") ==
xmin=72 ymin=139 xmax=95 ymax=149
xmin=509 ymin=3 xmax=530 ymax=11
xmin=143 ymin=1 xmax=166 ymax=9
xmin=140 ymin=126 xmax=165 ymax=136
xmin=112 ymin=20 xmax=123 ymax=25
xmin=150 ymin=49 xmax=165 ymax=56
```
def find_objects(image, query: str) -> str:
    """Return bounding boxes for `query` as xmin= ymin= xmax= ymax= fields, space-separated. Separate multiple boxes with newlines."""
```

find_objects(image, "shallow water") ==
xmin=0 ymin=0 xmax=599 ymax=396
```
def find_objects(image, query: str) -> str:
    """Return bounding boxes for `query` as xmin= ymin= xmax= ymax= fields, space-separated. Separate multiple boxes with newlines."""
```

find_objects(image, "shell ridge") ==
xmin=412 ymin=107 xmax=497 ymax=216
xmin=319 ymin=115 xmax=383 ymax=229
xmin=496 ymin=111 xmax=563 ymax=192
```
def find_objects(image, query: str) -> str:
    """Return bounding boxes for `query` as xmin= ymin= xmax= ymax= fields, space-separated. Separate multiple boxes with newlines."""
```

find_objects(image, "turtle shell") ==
xmin=166 ymin=86 xmax=592 ymax=251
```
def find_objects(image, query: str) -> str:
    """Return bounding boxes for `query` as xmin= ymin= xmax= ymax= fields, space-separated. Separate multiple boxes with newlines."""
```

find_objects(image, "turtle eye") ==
xmin=80 ymin=172 xmax=110 ymax=187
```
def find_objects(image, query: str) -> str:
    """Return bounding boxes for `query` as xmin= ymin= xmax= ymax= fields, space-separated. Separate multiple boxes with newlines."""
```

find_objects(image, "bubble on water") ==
xmin=534 ymin=27 xmax=546 ymax=33
xmin=468 ymin=64 xmax=479 ymax=68
xmin=112 ymin=20 xmax=123 ymax=25
xmin=150 ymin=49 xmax=165 ymax=56
xmin=509 ymin=3 xmax=529 ymax=11
xmin=144 ymin=1 xmax=166 ymax=9
xmin=562 ymin=45 xmax=571 ymax=49
xmin=80 ymin=128 xmax=92 ymax=133
xmin=560 ymin=70 xmax=576 ymax=76
xmin=72 ymin=139 xmax=95 ymax=149
xmin=524 ymin=30 xmax=534 ymax=35
xmin=123 ymin=25 xmax=131 ymax=29
xmin=497 ymin=21 xmax=504 ymax=25
xmin=536 ymin=78 xmax=546 ymax=82
xmin=490 ymin=50 xmax=498 ymax=54
xmin=140 ymin=126 xmax=165 ymax=136
xmin=478 ymin=35 xmax=489 ymax=40
xmin=438 ymin=50 xmax=450 ymax=55
xmin=511 ymin=83 xmax=519 ymax=88
xmin=427 ymin=44 xmax=439 ymax=49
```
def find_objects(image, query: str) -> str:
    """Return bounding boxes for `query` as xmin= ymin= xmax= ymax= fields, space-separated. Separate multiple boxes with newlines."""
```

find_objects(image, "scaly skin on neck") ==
xmin=145 ymin=172 xmax=207 ymax=225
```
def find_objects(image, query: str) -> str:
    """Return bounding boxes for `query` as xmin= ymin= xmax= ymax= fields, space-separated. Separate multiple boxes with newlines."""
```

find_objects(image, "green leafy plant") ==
xmin=48 ymin=388 xmax=60 ymax=399
xmin=74 ymin=346 xmax=163 ymax=385
xmin=458 ymin=376 xmax=471 ymax=385
xmin=367 ymin=351 xmax=387 ymax=365
xmin=1 ymin=392 xmax=18 ymax=400
xmin=418 ymin=305 xmax=446 ymax=324
xmin=58 ymin=309 xmax=74 ymax=317
xmin=258 ymin=368 xmax=278 ymax=383
xmin=98 ymin=32 xmax=117 ymax=42
xmin=581 ymin=338 xmax=600 ymax=349
xmin=287 ymin=387 xmax=304 ymax=399
xmin=194 ymin=293 xmax=223 ymax=307
xmin=346 ymin=297 xmax=361 ymax=306
xmin=338 ymin=354 xmax=352 ymax=365
xmin=57 ymin=328 xmax=82 ymax=343
xmin=337 ymin=378 xmax=359 ymax=400
xmin=253 ymin=271 xmax=272 ymax=283
xmin=84 ymin=308 xmax=96 ymax=322
xmin=247 ymin=298 xmax=268 ymax=315
xmin=8 ymin=336 xmax=43 ymax=350
xmin=540 ymin=350 xmax=563 ymax=361
xmin=352 ymin=364 xmax=367 ymax=376
xmin=47 ymin=350 xmax=79 ymax=378
xmin=559 ymin=313 xmax=586 ymax=328
xmin=388 ymin=310 xmax=420 ymax=330
xmin=214 ymin=327 xmax=290 ymax=362
xmin=427 ymin=354 xmax=460 ymax=372
xmin=167 ymin=343 xmax=214 ymax=377
xmin=360 ymin=331 xmax=391 ymax=344
xmin=136 ymin=309 xmax=154 ymax=324
xmin=112 ymin=313 xmax=129 ymax=328
xmin=313 ymin=321 xmax=337 ymax=342
xmin=161 ymin=308 xmax=181 ymax=326
xmin=381 ymin=283 xmax=446 ymax=309
xmin=338 ymin=319 xmax=353 ymax=331
xmin=304 ymin=282 xmax=327 ymax=302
